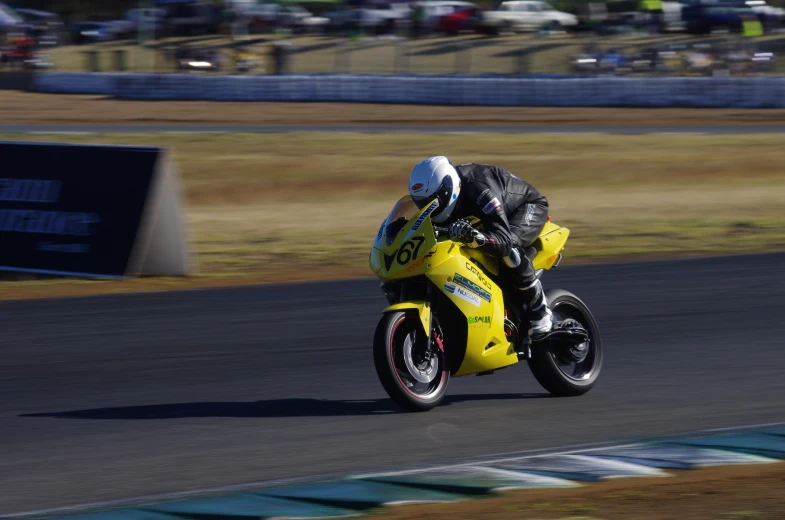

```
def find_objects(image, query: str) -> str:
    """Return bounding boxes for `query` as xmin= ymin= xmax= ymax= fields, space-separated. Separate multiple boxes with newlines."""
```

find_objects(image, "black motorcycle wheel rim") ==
xmin=549 ymin=301 xmax=599 ymax=382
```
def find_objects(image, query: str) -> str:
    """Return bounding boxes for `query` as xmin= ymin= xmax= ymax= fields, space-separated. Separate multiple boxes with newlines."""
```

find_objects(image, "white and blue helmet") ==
xmin=408 ymin=156 xmax=462 ymax=224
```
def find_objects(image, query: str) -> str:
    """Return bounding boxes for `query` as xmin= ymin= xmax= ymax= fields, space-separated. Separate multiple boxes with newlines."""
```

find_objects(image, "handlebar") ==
xmin=434 ymin=226 xmax=449 ymax=240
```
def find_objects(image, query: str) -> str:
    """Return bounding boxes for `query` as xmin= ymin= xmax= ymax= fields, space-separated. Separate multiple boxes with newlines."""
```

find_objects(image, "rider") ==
xmin=408 ymin=156 xmax=553 ymax=338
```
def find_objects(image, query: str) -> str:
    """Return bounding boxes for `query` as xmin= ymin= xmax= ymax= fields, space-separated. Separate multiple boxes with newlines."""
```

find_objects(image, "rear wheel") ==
xmin=373 ymin=311 xmax=449 ymax=412
xmin=528 ymin=289 xmax=603 ymax=396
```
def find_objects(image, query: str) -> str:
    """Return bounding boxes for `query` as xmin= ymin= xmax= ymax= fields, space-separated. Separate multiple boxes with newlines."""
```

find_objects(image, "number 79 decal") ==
xmin=383 ymin=236 xmax=426 ymax=270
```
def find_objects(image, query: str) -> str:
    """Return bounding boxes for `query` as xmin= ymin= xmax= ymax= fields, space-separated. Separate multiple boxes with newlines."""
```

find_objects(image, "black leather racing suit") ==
xmin=450 ymin=163 xmax=549 ymax=290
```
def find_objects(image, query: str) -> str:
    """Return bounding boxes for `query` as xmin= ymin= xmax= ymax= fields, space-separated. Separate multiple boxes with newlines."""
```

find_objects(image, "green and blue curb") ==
xmin=16 ymin=428 xmax=785 ymax=520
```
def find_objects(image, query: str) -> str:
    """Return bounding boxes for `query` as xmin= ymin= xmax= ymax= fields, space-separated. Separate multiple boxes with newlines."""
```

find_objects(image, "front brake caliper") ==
xmin=433 ymin=332 xmax=445 ymax=353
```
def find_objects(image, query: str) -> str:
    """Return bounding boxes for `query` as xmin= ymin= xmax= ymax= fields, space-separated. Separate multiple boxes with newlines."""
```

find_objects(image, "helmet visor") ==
xmin=412 ymin=175 xmax=454 ymax=220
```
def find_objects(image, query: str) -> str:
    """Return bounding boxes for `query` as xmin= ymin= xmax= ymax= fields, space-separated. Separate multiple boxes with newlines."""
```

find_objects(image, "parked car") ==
xmin=422 ymin=1 xmax=477 ymax=20
xmin=174 ymin=44 xmax=224 ymax=72
xmin=745 ymin=0 xmax=785 ymax=28
xmin=248 ymin=4 xmax=328 ymax=33
xmin=481 ymin=0 xmax=578 ymax=34
xmin=0 ymin=33 xmax=53 ymax=69
xmin=162 ymin=2 xmax=220 ymax=36
xmin=14 ymin=8 xmax=64 ymax=46
xmin=358 ymin=3 xmax=411 ymax=33
xmin=124 ymin=8 xmax=167 ymax=35
xmin=439 ymin=6 xmax=486 ymax=34
xmin=682 ymin=1 xmax=758 ymax=34
xmin=68 ymin=21 xmax=116 ymax=44
xmin=358 ymin=1 xmax=475 ymax=34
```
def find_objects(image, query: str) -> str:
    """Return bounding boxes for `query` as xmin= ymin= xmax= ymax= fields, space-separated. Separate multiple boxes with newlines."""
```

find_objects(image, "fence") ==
xmin=38 ymin=32 xmax=785 ymax=76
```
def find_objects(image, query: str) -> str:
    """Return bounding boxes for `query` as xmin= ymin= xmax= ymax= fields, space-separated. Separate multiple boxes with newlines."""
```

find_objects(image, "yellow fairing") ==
xmin=425 ymin=241 xmax=519 ymax=376
xmin=532 ymin=222 xmax=570 ymax=271
xmin=369 ymin=202 xmax=439 ymax=281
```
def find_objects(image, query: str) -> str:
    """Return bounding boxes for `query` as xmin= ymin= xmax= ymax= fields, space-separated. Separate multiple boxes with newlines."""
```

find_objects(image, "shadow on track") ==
xmin=21 ymin=393 xmax=550 ymax=420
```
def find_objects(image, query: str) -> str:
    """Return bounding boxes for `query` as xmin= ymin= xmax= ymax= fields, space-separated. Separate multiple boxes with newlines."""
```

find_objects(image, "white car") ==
xmin=421 ymin=1 xmax=477 ymax=20
xmin=361 ymin=1 xmax=475 ymax=28
xmin=482 ymin=1 xmax=577 ymax=33
xmin=248 ymin=4 xmax=327 ymax=30
xmin=746 ymin=0 xmax=785 ymax=24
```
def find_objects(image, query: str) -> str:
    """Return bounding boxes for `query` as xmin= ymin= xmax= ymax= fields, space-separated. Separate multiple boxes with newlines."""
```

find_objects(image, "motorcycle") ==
xmin=369 ymin=195 xmax=603 ymax=412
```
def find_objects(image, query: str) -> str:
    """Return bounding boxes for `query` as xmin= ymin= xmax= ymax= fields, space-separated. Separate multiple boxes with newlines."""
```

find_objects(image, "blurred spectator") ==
xmin=587 ymin=2 xmax=608 ymax=36
xmin=741 ymin=13 xmax=763 ymax=38
xmin=639 ymin=0 xmax=663 ymax=33
xmin=410 ymin=2 xmax=424 ymax=38
xmin=271 ymin=39 xmax=292 ymax=74
xmin=347 ymin=8 xmax=364 ymax=40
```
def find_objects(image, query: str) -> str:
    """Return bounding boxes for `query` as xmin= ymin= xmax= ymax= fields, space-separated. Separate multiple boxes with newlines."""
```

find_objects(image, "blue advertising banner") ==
xmin=0 ymin=141 xmax=183 ymax=277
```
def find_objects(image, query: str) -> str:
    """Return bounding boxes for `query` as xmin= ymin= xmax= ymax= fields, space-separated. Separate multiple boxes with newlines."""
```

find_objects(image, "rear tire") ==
xmin=528 ymin=289 xmax=603 ymax=396
xmin=373 ymin=311 xmax=449 ymax=412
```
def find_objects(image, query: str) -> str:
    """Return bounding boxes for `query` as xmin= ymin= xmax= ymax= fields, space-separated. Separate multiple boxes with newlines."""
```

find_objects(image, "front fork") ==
xmin=381 ymin=280 xmax=439 ymax=354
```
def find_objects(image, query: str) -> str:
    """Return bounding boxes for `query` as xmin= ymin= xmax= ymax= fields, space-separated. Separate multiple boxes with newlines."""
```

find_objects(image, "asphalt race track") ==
xmin=4 ymin=124 xmax=785 ymax=134
xmin=2 ymin=253 xmax=784 ymax=515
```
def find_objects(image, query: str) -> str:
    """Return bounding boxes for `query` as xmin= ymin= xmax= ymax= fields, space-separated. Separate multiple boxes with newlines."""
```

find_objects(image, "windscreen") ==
xmin=383 ymin=196 xmax=421 ymax=245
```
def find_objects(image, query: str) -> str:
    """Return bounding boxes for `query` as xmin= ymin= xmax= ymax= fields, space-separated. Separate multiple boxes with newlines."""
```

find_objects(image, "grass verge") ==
xmin=361 ymin=462 xmax=785 ymax=520
xmin=4 ymin=92 xmax=785 ymax=127
xmin=1 ymin=132 xmax=784 ymax=300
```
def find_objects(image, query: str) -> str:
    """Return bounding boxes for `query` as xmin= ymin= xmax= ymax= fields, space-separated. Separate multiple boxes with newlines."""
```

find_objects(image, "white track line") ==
xmin=701 ymin=421 xmax=785 ymax=433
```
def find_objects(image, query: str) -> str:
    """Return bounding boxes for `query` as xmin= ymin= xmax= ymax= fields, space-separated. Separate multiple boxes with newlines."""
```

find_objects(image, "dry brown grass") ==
xmin=1 ymin=132 xmax=784 ymax=299
xmin=363 ymin=462 xmax=785 ymax=520
xmin=3 ymin=91 xmax=785 ymax=127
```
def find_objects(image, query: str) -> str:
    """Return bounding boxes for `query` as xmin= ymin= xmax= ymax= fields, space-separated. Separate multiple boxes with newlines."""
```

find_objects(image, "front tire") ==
xmin=373 ymin=311 xmax=450 ymax=412
xmin=528 ymin=289 xmax=603 ymax=396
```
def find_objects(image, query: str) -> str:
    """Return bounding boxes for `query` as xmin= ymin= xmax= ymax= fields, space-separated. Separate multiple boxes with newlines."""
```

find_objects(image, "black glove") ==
xmin=448 ymin=219 xmax=486 ymax=248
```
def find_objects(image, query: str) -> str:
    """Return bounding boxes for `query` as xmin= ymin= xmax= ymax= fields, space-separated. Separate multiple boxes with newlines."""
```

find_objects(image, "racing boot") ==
xmin=519 ymin=279 xmax=553 ymax=339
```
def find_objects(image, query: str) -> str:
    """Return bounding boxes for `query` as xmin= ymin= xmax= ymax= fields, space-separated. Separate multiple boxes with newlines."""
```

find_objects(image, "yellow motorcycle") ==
xmin=370 ymin=195 xmax=603 ymax=412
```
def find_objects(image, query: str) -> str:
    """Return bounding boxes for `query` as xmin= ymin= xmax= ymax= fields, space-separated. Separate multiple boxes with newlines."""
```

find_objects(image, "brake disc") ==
xmin=403 ymin=333 xmax=439 ymax=384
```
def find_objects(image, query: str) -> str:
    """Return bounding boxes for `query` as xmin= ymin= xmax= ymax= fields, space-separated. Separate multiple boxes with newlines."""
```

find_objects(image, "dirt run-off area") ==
xmin=366 ymin=462 xmax=785 ymax=520
xmin=2 ymin=91 xmax=785 ymax=127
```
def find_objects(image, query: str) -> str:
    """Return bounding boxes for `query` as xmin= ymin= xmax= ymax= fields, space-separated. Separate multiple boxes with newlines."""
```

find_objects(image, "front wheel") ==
xmin=373 ymin=311 xmax=450 ymax=412
xmin=528 ymin=289 xmax=603 ymax=396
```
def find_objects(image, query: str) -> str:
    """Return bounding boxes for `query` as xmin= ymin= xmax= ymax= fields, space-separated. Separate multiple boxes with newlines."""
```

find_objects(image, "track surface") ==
xmin=2 ymin=253 xmax=784 ymax=515
xmin=4 ymin=124 xmax=785 ymax=134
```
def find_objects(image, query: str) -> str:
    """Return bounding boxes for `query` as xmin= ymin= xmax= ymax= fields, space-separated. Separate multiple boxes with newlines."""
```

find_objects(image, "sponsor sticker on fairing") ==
xmin=444 ymin=281 xmax=481 ymax=307
xmin=482 ymin=197 xmax=501 ymax=215
xmin=454 ymin=273 xmax=491 ymax=302
xmin=468 ymin=315 xmax=491 ymax=328
xmin=405 ymin=199 xmax=439 ymax=239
